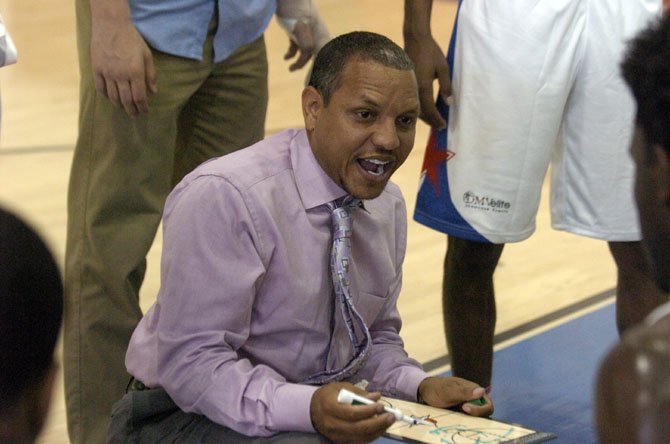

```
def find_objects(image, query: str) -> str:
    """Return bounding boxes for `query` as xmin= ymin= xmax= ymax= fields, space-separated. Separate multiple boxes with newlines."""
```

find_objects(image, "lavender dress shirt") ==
xmin=125 ymin=129 xmax=428 ymax=437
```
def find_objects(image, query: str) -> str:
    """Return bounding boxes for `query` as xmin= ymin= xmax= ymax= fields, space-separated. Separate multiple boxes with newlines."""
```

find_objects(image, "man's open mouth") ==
xmin=358 ymin=158 xmax=392 ymax=177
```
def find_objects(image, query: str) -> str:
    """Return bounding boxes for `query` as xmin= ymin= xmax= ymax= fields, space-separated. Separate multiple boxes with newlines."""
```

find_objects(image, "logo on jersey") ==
xmin=463 ymin=191 xmax=511 ymax=213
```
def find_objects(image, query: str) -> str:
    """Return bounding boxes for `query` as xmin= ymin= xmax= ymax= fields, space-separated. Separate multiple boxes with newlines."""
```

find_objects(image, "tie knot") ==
xmin=327 ymin=196 xmax=359 ymax=239
xmin=327 ymin=195 xmax=360 ymax=211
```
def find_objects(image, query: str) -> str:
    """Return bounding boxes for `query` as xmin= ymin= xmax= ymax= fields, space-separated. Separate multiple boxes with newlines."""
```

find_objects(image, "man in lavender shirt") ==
xmin=108 ymin=31 xmax=493 ymax=443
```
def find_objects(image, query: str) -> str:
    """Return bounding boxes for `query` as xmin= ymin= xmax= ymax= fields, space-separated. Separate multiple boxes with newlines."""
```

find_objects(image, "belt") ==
xmin=126 ymin=377 xmax=149 ymax=392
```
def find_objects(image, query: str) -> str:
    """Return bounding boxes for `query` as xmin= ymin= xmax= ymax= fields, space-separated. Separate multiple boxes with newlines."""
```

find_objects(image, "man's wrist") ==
xmin=417 ymin=376 xmax=433 ymax=404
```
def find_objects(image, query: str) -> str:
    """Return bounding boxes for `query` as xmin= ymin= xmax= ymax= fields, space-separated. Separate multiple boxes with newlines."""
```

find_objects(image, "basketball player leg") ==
xmin=609 ymin=241 xmax=668 ymax=333
xmin=572 ymin=0 xmax=668 ymax=334
xmin=443 ymin=236 xmax=504 ymax=387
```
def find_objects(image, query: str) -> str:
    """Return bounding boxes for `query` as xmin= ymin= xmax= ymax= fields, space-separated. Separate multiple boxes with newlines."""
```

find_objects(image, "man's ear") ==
xmin=653 ymin=144 xmax=670 ymax=206
xmin=302 ymin=86 xmax=323 ymax=132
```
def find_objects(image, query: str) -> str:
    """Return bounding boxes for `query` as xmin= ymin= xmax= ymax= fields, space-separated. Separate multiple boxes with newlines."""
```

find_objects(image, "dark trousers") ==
xmin=107 ymin=387 xmax=331 ymax=443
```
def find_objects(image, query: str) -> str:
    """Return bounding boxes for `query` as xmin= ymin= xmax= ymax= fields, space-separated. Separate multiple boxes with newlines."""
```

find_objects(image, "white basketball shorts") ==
xmin=414 ymin=0 xmax=662 ymax=243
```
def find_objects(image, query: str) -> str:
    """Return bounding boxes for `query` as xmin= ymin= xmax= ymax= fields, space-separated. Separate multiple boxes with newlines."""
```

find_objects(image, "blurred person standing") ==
xmin=64 ymin=1 xmax=330 ymax=442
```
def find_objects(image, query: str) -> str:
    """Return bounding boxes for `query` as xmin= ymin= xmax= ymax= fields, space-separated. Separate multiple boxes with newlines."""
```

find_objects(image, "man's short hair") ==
xmin=621 ymin=13 xmax=670 ymax=156
xmin=0 ymin=208 xmax=63 ymax=413
xmin=308 ymin=31 xmax=415 ymax=105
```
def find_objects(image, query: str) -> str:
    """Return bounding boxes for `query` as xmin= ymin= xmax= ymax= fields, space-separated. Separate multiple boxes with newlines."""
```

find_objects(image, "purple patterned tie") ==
xmin=301 ymin=196 xmax=372 ymax=385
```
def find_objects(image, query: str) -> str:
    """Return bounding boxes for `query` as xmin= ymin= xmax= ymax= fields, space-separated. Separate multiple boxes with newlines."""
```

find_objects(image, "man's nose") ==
xmin=371 ymin=119 xmax=400 ymax=150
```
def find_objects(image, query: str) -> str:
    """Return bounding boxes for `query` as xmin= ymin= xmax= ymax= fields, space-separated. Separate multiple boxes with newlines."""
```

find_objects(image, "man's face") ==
xmin=631 ymin=126 xmax=670 ymax=291
xmin=304 ymin=57 xmax=419 ymax=200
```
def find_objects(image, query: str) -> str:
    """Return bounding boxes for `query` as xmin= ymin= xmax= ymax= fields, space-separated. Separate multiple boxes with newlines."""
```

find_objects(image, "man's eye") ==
xmin=398 ymin=116 xmax=416 ymax=126
xmin=357 ymin=111 xmax=373 ymax=119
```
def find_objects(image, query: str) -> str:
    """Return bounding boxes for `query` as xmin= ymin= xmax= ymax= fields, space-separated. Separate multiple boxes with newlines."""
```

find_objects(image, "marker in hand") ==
xmin=468 ymin=396 xmax=487 ymax=406
xmin=337 ymin=388 xmax=436 ymax=427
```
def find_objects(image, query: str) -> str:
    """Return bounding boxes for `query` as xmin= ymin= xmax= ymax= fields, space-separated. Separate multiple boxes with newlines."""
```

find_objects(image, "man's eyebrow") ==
xmin=356 ymin=96 xmax=381 ymax=107
xmin=355 ymin=95 xmax=419 ymax=111
xmin=404 ymin=106 xmax=420 ymax=116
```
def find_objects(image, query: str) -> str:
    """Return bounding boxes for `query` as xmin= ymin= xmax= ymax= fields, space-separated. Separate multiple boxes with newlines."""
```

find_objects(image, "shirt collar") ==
xmin=290 ymin=129 xmax=348 ymax=210
xmin=289 ymin=129 xmax=369 ymax=213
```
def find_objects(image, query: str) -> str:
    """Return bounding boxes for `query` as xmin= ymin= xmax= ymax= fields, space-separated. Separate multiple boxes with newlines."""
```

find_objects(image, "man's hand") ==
xmin=418 ymin=376 xmax=494 ymax=417
xmin=283 ymin=20 xmax=316 ymax=72
xmin=90 ymin=12 xmax=157 ymax=116
xmin=403 ymin=34 xmax=451 ymax=129
xmin=310 ymin=382 xmax=396 ymax=443
xmin=403 ymin=0 xmax=451 ymax=129
xmin=276 ymin=0 xmax=331 ymax=72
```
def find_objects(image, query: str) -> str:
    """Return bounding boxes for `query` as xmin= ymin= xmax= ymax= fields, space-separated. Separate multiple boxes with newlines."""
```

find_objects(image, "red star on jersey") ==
xmin=420 ymin=130 xmax=455 ymax=197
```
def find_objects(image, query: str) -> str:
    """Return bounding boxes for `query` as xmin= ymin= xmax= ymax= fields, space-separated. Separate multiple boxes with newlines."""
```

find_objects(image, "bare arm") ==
xmin=89 ymin=0 xmax=157 ymax=116
xmin=403 ymin=0 xmax=450 ymax=129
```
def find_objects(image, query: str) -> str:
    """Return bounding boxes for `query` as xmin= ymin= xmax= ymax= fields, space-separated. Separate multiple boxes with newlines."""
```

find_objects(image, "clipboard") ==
xmin=381 ymin=397 xmax=555 ymax=444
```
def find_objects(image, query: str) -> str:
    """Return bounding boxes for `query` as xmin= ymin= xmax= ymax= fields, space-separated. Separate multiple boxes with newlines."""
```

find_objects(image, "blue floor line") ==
xmin=377 ymin=303 xmax=617 ymax=443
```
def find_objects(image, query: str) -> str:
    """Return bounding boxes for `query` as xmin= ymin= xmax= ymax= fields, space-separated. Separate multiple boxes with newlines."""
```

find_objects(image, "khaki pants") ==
xmin=63 ymin=2 xmax=268 ymax=443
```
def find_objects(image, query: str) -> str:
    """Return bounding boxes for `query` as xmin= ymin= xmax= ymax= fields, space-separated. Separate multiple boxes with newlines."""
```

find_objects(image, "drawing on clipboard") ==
xmin=381 ymin=397 xmax=556 ymax=444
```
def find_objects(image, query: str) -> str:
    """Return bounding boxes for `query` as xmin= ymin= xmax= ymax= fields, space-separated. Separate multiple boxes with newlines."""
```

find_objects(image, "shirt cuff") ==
xmin=396 ymin=367 xmax=430 ymax=402
xmin=271 ymin=383 xmax=320 ymax=433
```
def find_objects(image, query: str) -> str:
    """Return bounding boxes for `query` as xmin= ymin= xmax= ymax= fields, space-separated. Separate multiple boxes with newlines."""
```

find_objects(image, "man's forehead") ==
xmin=339 ymin=58 xmax=417 ymax=90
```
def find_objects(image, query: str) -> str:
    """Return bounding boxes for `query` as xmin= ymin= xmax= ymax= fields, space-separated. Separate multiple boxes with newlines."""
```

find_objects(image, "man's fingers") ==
xmin=324 ymin=410 xmax=395 ymax=444
xmin=117 ymin=81 xmax=140 ymax=116
xmin=144 ymin=52 xmax=158 ymax=95
xmin=419 ymin=104 xmax=448 ymax=129
xmin=470 ymin=387 xmax=487 ymax=399
xmin=289 ymin=50 xmax=312 ymax=71
xmin=287 ymin=22 xmax=315 ymax=71
xmin=349 ymin=412 xmax=396 ymax=442
xmin=284 ymin=40 xmax=298 ymax=60
xmin=462 ymin=394 xmax=494 ymax=417
xmin=95 ymin=77 xmax=146 ymax=116
xmin=436 ymin=66 xmax=453 ymax=106
xmin=417 ymin=82 xmax=447 ymax=129
xmin=334 ymin=402 xmax=384 ymax=422
xmin=130 ymin=78 xmax=148 ymax=114
xmin=438 ymin=378 xmax=483 ymax=405
xmin=105 ymin=79 xmax=121 ymax=108
xmin=94 ymin=73 xmax=108 ymax=99
xmin=420 ymin=109 xmax=447 ymax=130
xmin=435 ymin=52 xmax=452 ymax=98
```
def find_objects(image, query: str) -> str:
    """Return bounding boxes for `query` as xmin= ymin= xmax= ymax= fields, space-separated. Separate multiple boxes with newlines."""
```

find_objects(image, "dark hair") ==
xmin=308 ymin=31 xmax=415 ymax=105
xmin=621 ymin=13 xmax=670 ymax=155
xmin=0 ymin=208 xmax=63 ymax=413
